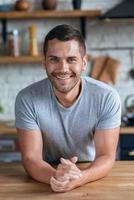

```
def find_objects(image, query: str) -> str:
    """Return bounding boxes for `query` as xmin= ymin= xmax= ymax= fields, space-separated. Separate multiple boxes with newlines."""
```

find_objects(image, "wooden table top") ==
xmin=0 ymin=121 xmax=134 ymax=136
xmin=0 ymin=161 xmax=134 ymax=200
xmin=120 ymin=127 xmax=134 ymax=134
xmin=0 ymin=121 xmax=16 ymax=137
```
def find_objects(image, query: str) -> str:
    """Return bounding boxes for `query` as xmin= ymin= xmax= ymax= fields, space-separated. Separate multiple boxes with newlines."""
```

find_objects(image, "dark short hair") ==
xmin=43 ymin=24 xmax=86 ymax=56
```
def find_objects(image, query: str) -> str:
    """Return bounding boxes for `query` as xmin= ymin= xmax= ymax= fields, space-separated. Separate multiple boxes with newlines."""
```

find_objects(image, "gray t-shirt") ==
xmin=15 ymin=77 xmax=121 ymax=163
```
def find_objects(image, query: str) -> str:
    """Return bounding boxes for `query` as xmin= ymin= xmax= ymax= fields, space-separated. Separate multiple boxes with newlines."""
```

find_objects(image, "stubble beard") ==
xmin=48 ymin=74 xmax=80 ymax=94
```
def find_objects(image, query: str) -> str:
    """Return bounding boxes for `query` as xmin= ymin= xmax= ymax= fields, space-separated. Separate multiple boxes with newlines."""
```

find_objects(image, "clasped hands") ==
xmin=50 ymin=156 xmax=82 ymax=192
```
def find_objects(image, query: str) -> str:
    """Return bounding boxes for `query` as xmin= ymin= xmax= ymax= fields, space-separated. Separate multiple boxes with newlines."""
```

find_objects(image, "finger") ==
xmin=70 ymin=156 xmax=78 ymax=163
xmin=60 ymin=158 xmax=72 ymax=166
xmin=64 ymin=165 xmax=81 ymax=174
xmin=69 ymin=174 xmax=81 ymax=180
xmin=51 ymin=182 xmax=63 ymax=192
xmin=57 ymin=171 xmax=81 ymax=182
xmin=66 ymin=171 xmax=82 ymax=179
xmin=66 ymin=169 xmax=82 ymax=176
xmin=51 ymin=183 xmax=68 ymax=193
xmin=57 ymin=174 xmax=70 ymax=182
xmin=50 ymin=176 xmax=69 ymax=187
xmin=67 ymin=165 xmax=81 ymax=172
xmin=50 ymin=178 xmax=69 ymax=192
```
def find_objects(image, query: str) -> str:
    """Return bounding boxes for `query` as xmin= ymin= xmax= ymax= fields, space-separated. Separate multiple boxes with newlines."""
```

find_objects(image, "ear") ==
xmin=82 ymin=55 xmax=88 ymax=71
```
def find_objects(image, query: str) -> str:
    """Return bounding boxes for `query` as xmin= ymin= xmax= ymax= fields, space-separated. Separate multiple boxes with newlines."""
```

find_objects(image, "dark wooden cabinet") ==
xmin=0 ymin=122 xmax=21 ymax=162
xmin=119 ymin=133 xmax=134 ymax=160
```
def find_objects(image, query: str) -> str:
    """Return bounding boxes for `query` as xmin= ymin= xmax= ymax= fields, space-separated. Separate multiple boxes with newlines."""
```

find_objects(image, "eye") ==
xmin=67 ymin=57 xmax=77 ymax=63
xmin=49 ymin=56 xmax=59 ymax=63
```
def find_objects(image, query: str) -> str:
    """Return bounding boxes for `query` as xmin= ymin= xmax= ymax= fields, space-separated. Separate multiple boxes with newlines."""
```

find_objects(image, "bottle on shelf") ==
xmin=7 ymin=29 xmax=20 ymax=56
xmin=72 ymin=0 xmax=81 ymax=9
xmin=28 ymin=24 xmax=38 ymax=56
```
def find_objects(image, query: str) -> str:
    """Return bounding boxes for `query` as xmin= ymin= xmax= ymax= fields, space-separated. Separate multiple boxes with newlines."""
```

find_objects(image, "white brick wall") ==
xmin=0 ymin=0 xmax=134 ymax=120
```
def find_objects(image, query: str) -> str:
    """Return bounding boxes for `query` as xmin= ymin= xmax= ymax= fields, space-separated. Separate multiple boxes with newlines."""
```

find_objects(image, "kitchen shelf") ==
xmin=0 ymin=10 xmax=101 ymax=19
xmin=0 ymin=10 xmax=100 ymax=64
xmin=0 ymin=56 xmax=43 ymax=64
xmin=0 ymin=54 xmax=91 ymax=64
xmin=0 ymin=9 xmax=101 ymax=39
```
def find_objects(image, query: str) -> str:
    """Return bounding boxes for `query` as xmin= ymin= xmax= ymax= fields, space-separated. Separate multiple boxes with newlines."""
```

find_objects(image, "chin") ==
xmin=50 ymin=76 xmax=80 ymax=93
xmin=55 ymin=86 xmax=73 ymax=94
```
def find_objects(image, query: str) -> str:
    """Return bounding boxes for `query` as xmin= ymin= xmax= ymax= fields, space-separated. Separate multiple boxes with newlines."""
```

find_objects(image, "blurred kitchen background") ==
xmin=0 ymin=0 xmax=134 ymax=161
xmin=0 ymin=0 xmax=134 ymax=121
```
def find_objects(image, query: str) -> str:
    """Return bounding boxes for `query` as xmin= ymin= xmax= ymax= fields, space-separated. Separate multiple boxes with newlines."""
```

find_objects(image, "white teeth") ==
xmin=56 ymin=76 xmax=70 ymax=80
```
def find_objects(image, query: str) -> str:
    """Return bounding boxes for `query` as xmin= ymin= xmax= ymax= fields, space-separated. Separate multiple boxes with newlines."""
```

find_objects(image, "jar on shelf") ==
xmin=7 ymin=30 xmax=20 ymax=56
xmin=42 ymin=0 xmax=57 ymax=10
xmin=15 ymin=0 xmax=30 ymax=11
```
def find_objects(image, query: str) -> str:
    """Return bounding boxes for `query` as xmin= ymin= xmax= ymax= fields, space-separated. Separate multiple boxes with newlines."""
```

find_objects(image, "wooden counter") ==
xmin=0 ymin=121 xmax=16 ymax=136
xmin=0 ymin=161 xmax=134 ymax=200
xmin=0 ymin=121 xmax=134 ymax=136
xmin=120 ymin=127 xmax=134 ymax=134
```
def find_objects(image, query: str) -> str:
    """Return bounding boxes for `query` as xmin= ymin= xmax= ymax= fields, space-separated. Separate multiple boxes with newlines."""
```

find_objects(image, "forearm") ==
xmin=22 ymin=157 xmax=56 ymax=184
xmin=73 ymin=155 xmax=115 ymax=188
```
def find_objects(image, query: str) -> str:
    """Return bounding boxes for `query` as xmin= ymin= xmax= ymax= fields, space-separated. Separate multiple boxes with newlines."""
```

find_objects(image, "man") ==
xmin=15 ymin=24 xmax=121 ymax=193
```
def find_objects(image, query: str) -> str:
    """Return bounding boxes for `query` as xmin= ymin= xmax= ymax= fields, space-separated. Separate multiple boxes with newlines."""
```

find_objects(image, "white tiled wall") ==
xmin=0 ymin=0 xmax=134 ymax=120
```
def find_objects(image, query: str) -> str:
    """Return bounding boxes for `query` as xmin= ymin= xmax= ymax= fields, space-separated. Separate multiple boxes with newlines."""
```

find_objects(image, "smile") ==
xmin=56 ymin=75 xmax=71 ymax=80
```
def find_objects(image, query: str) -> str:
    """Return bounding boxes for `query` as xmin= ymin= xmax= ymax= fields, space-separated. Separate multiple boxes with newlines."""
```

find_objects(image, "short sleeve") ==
xmin=15 ymin=91 xmax=40 ymax=131
xmin=96 ymin=90 xmax=121 ymax=130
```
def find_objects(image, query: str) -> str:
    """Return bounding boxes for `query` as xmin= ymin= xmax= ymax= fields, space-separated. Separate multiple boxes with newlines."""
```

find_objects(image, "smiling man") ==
xmin=15 ymin=24 xmax=121 ymax=193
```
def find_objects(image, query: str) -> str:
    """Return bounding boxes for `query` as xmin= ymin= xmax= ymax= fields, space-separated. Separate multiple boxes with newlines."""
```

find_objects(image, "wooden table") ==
xmin=120 ymin=127 xmax=134 ymax=134
xmin=0 ymin=121 xmax=134 ymax=136
xmin=0 ymin=121 xmax=16 ymax=137
xmin=0 ymin=161 xmax=134 ymax=200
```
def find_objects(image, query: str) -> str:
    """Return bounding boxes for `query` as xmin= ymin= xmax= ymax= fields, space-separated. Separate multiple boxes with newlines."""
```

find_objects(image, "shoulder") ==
xmin=82 ymin=76 xmax=120 ymax=99
xmin=16 ymin=78 xmax=50 ymax=100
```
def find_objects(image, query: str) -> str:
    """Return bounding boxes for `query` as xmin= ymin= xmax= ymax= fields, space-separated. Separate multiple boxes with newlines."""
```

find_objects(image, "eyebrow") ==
xmin=48 ymin=55 xmax=57 ymax=57
xmin=48 ymin=55 xmax=78 ymax=58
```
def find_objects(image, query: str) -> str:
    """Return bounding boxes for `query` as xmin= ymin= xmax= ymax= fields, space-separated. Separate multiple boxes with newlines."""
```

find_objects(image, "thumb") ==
xmin=70 ymin=156 xmax=78 ymax=163
xmin=60 ymin=157 xmax=71 ymax=165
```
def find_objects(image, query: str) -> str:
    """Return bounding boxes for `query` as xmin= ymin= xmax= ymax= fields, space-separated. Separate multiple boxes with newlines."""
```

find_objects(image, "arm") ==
xmin=77 ymin=127 xmax=120 ymax=185
xmin=17 ymin=128 xmax=56 ymax=184
xmin=50 ymin=127 xmax=120 ymax=192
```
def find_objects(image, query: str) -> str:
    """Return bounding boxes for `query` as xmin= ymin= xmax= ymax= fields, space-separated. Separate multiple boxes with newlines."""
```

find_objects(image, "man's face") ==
xmin=44 ymin=39 xmax=87 ymax=94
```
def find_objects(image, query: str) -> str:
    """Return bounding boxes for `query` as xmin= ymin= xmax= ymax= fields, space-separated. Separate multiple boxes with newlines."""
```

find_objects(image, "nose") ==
xmin=58 ymin=60 xmax=69 ymax=72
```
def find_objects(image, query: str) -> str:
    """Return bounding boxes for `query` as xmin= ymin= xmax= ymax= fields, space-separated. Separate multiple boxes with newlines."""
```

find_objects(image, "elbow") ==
xmin=103 ymin=155 xmax=116 ymax=175
xmin=22 ymin=154 xmax=36 ymax=166
xmin=108 ymin=154 xmax=116 ymax=166
xmin=21 ymin=155 xmax=40 ymax=178
xmin=95 ymin=154 xmax=116 ymax=175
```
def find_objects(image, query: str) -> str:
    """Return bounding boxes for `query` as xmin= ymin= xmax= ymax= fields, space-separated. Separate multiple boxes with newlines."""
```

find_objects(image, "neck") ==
xmin=54 ymin=79 xmax=82 ymax=107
